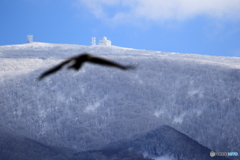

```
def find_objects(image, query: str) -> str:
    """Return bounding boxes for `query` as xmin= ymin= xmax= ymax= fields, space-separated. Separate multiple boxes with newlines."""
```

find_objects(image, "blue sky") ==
xmin=1 ymin=0 xmax=240 ymax=57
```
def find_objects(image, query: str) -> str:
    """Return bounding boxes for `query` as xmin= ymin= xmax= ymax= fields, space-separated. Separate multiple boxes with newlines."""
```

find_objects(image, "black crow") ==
xmin=38 ymin=53 xmax=135 ymax=80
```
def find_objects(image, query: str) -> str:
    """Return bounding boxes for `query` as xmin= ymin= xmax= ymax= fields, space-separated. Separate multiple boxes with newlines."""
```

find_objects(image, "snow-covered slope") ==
xmin=0 ymin=42 xmax=240 ymax=159
xmin=100 ymin=125 xmax=230 ymax=160
xmin=0 ymin=124 xmax=75 ymax=160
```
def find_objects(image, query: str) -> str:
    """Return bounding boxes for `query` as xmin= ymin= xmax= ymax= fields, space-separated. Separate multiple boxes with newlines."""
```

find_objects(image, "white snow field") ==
xmin=0 ymin=42 xmax=240 ymax=156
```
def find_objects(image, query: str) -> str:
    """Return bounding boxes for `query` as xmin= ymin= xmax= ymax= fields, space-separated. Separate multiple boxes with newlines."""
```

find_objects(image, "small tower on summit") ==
xmin=91 ymin=37 xmax=96 ymax=46
xmin=27 ymin=35 xmax=33 ymax=43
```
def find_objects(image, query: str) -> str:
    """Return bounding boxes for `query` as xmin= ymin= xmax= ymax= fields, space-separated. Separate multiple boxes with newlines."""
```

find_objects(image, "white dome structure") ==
xmin=98 ymin=37 xmax=111 ymax=46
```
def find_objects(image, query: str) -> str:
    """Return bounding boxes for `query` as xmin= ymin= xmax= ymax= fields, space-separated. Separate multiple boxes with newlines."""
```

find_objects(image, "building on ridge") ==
xmin=99 ymin=37 xmax=111 ymax=46
xmin=27 ymin=35 xmax=33 ymax=43
xmin=91 ymin=37 xmax=111 ymax=46
xmin=91 ymin=37 xmax=96 ymax=46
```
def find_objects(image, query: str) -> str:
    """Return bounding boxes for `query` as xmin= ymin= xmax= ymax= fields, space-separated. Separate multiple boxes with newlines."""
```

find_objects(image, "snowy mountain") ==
xmin=98 ymin=125 xmax=230 ymax=160
xmin=0 ymin=124 xmax=75 ymax=160
xmin=0 ymin=124 xmax=230 ymax=160
xmin=0 ymin=42 xmax=240 ymax=159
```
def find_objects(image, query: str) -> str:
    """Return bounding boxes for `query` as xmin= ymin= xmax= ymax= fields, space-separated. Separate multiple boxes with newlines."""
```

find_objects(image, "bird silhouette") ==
xmin=38 ymin=53 xmax=135 ymax=80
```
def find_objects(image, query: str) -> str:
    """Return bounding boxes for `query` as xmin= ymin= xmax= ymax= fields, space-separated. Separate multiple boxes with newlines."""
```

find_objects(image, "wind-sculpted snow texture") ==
xmin=0 ymin=42 xmax=240 ymax=159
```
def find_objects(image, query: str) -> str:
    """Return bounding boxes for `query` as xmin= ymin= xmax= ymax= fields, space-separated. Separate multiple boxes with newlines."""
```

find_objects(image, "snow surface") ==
xmin=101 ymin=125 xmax=230 ymax=160
xmin=154 ymin=156 xmax=176 ymax=160
xmin=0 ymin=42 xmax=240 ymax=159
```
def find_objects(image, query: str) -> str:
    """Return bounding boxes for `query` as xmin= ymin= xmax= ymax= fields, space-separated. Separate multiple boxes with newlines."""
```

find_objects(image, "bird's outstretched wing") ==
xmin=38 ymin=53 xmax=136 ymax=80
xmin=89 ymin=56 xmax=136 ymax=70
xmin=38 ymin=59 xmax=72 ymax=80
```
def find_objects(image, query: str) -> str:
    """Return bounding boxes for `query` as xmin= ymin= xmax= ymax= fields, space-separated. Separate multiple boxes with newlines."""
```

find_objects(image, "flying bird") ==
xmin=38 ymin=53 xmax=135 ymax=80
